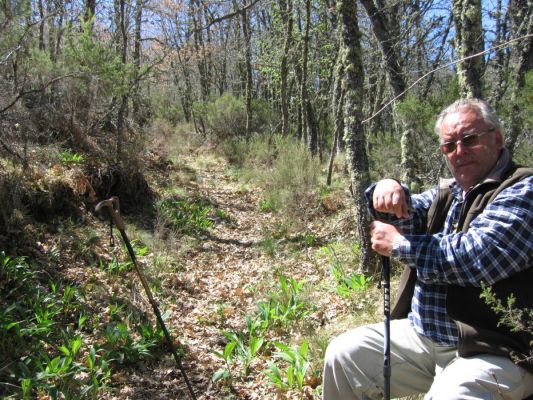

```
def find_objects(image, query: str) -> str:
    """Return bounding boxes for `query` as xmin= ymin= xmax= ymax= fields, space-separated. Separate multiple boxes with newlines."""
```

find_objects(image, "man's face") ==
xmin=439 ymin=108 xmax=503 ymax=191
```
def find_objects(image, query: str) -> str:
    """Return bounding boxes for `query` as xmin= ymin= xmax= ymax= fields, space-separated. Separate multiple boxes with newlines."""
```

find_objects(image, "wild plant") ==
xmin=102 ymin=322 xmax=155 ymax=365
xmin=264 ymin=340 xmax=311 ymax=390
xmin=330 ymin=263 xmax=370 ymax=297
xmin=99 ymin=256 xmax=132 ymax=275
xmin=212 ymin=337 xmax=237 ymax=383
xmin=266 ymin=275 xmax=313 ymax=327
xmin=58 ymin=151 xmax=85 ymax=165
xmin=0 ymin=252 xmax=111 ymax=398
xmin=212 ymin=315 xmax=266 ymax=382
xmin=158 ymin=197 xmax=214 ymax=233
xmin=82 ymin=346 xmax=112 ymax=397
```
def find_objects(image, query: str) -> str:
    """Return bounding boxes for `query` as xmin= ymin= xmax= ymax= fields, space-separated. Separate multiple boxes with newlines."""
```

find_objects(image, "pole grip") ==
xmin=95 ymin=196 xmax=126 ymax=230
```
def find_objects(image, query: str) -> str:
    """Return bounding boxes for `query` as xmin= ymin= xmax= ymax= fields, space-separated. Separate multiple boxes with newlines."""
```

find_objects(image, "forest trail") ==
xmin=108 ymin=152 xmax=326 ymax=399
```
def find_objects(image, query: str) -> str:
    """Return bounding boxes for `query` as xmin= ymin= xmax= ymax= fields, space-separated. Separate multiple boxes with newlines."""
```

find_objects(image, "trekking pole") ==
xmin=368 ymin=202 xmax=392 ymax=399
xmin=380 ymin=255 xmax=391 ymax=400
xmin=95 ymin=197 xmax=197 ymax=400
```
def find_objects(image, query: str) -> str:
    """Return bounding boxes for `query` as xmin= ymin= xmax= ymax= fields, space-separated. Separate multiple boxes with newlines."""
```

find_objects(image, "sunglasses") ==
xmin=439 ymin=129 xmax=495 ymax=154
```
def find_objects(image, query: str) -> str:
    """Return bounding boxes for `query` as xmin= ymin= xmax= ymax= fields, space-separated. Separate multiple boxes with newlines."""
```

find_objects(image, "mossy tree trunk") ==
xmin=337 ymin=0 xmax=376 ymax=274
xmin=302 ymin=0 xmax=318 ymax=155
xmin=506 ymin=0 xmax=532 ymax=155
xmin=132 ymin=0 xmax=143 ymax=122
xmin=452 ymin=0 xmax=484 ymax=99
xmin=279 ymin=0 xmax=293 ymax=136
xmin=241 ymin=0 xmax=253 ymax=136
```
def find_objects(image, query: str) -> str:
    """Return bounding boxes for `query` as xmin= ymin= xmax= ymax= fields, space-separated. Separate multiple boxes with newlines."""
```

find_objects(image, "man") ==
xmin=322 ymin=98 xmax=533 ymax=399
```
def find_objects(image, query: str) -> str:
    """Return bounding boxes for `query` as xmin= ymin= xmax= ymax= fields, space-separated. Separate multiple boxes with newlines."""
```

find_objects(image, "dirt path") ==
xmin=109 ymin=156 xmax=300 ymax=399
xmin=100 ymin=147 xmax=368 ymax=400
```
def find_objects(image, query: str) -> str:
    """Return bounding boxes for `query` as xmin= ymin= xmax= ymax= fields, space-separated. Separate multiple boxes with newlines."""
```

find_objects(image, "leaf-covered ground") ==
xmin=3 ymin=140 xmax=388 ymax=399
xmin=90 ymin=147 xmax=386 ymax=400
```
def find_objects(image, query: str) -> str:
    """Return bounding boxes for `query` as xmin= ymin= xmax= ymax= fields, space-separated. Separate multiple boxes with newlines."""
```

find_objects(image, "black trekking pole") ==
xmin=95 ymin=197 xmax=197 ymax=400
xmin=369 ymin=204 xmax=392 ymax=400
xmin=379 ymin=255 xmax=391 ymax=400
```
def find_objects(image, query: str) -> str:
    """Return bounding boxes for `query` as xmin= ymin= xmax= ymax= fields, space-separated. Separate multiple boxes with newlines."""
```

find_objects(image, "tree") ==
xmin=279 ymin=0 xmax=293 ymax=136
xmin=240 ymin=0 xmax=253 ymax=136
xmin=505 ymin=0 xmax=533 ymax=155
xmin=452 ymin=0 xmax=484 ymax=98
xmin=336 ymin=0 xmax=376 ymax=273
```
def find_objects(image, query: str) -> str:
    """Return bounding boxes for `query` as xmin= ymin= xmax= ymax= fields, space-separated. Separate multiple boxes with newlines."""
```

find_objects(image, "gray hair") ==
xmin=435 ymin=98 xmax=504 ymax=137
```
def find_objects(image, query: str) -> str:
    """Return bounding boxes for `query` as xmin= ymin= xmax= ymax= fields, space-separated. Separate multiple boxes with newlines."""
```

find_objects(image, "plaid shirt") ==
xmin=366 ymin=175 xmax=533 ymax=345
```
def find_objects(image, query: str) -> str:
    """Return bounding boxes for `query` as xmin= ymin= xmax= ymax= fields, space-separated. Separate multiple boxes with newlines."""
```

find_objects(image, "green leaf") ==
xmin=223 ymin=341 xmax=237 ymax=359
xmin=212 ymin=368 xmax=230 ymax=382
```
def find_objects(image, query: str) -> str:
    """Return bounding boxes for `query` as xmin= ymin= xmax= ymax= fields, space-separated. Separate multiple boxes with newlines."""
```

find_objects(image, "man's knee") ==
xmin=323 ymin=326 xmax=383 ymax=400
xmin=426 ymin=355 xmax=533 ymax=400
xmin=324 ymin=326 xmax=380 ymax=368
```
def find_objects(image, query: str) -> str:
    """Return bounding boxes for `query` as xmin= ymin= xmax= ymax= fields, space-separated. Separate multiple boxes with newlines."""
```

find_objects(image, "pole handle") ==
xmin=95 ymin=196 xmax=126 ymax=230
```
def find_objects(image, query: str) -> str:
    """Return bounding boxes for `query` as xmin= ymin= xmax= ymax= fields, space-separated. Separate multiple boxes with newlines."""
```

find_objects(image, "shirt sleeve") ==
xmin=365 ymin=183 xmax=436 ymax=234
xmin=395 ymin=177 xmax=533 ymax=286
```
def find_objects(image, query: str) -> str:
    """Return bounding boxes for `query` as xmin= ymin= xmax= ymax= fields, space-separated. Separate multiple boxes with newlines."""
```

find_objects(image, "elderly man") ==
xmin=322 ymin=98 xmax=533 ymax=399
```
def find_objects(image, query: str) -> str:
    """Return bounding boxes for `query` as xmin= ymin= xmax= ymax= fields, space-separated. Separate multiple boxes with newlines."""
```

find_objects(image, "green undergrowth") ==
xmin=0 ymin=244 xmax=170 ymax=399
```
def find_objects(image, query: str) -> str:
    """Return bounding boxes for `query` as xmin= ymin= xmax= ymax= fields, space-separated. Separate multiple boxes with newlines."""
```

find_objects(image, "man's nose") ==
xmin=455 ymin=140 xmax=468 ymax=156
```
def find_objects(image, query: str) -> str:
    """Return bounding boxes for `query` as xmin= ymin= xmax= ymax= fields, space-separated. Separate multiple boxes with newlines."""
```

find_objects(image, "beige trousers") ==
xmin=322 ymin=319 xmax=533 ymax=400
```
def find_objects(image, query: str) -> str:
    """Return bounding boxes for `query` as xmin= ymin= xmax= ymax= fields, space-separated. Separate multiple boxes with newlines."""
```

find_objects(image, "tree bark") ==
xmin=241 ymin=0 xmax=253 ymax=136
xmin=506 ymin=0 xmax=533 ymax=154
xmin=360 ymin=0 xmax=421 ymax=191
xmin=303 ymin=0 xmax=318 ymax=154
xmin=359 ymin=0 xmax=406 ymax=99
xmin=132 ymin=0 xmax=143 ymax=121
xmin=452 ymin=0 xmax=484 ymax=98
xmin=337 ymin=0 xmax=376 ymax=273
xmin=279 ymin=0 xmax=293 ymax=136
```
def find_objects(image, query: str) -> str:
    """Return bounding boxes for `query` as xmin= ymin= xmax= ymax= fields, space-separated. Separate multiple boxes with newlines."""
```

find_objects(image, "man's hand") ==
xmin=370 ymin=221 xmax=404 ymax=257
xmin=372 ymin=179 xmax=409 ymax=219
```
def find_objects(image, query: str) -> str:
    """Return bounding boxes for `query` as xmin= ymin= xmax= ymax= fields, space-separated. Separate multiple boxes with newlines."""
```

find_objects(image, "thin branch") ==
xmin=198 ymin=0 xmax=261 ymax=32
xmin=362 ymin=33 xmax=533 ymax=124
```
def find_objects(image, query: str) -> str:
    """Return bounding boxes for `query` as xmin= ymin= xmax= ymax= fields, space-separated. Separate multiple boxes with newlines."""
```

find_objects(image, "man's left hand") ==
xmin=370 ymin=221 xmax=404 ymax=257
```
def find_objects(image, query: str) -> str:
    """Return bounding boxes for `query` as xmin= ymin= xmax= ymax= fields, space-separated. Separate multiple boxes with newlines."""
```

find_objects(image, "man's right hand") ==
xmin=372 ymin=179 xmax=409 ymax=219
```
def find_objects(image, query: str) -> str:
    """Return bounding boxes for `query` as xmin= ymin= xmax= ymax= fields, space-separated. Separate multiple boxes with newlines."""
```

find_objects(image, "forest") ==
xmin=0 ymin=0 xmax=532 ymax=398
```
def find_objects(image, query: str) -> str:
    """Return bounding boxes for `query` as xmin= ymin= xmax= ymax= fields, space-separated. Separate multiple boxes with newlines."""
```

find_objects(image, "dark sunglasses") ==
xmin=439 ymin=129 xmax=495 ymax=154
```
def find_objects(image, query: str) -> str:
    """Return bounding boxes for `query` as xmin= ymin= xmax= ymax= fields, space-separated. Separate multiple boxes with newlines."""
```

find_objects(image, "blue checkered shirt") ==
xmin=366 ymin=175 xmax=533 ymax=345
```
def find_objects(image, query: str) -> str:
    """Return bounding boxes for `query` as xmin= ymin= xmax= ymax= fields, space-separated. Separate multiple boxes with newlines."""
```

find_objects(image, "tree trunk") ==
xmin=241 ymin=0 xmax=253 ymax=136
xmin=452 ymin=0 xmax=484 ymax=98
xmin=279 ymin=0 xmax=293 ymax=136
xmin=488 ymin=0 xmax=510 ymax=106
xmin=506 ymin=0 xmax=533 ymax=154
xmin=132 ymin=0 xmax=143 ymax=121
xmin=360 ymin=0 xmax=420 ymax=191
xmin=38 ymin=0 xmax=45 ymax=51
xmin=337 ymin=0 xmax=376 ymax=274
xmin=300 ymin=0 xmax=318 ymax=154
xmin=115 ymin=0 xmax=129 ymax=160
xmin=192 ymin=0 xmax=209 ymax=100
xmin=327 ymin=89 xmax=343 ymax=186
xmin=360 ymin=0 xmax=406 ymax=99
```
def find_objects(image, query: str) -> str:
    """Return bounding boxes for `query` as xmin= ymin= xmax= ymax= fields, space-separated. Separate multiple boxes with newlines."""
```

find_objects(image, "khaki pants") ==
xmin=322 ymin=319 xmax=533 ymax=399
